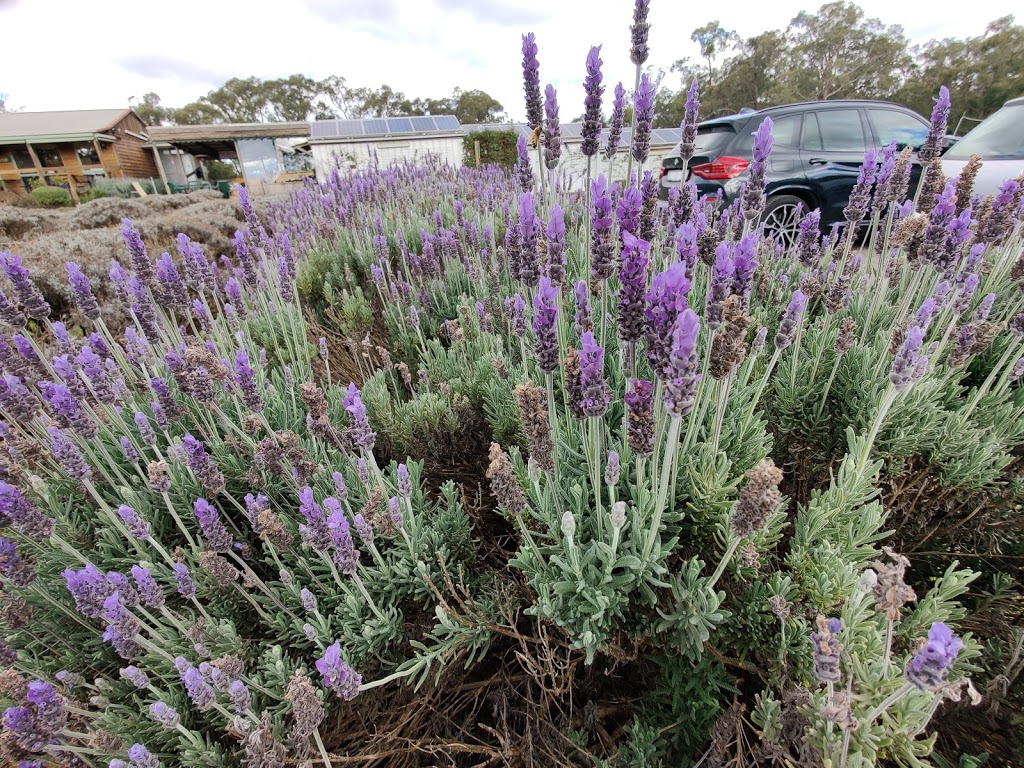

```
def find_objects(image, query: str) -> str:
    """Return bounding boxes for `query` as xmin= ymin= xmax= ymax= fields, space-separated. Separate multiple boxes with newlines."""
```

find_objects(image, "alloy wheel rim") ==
xmin=761 ymin=203 xmax=803 ymax=247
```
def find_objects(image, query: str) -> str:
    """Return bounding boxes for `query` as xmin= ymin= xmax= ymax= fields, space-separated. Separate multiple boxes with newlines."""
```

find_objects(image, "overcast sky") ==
xmin=0 ymin=0 xmax=1018 ymax=121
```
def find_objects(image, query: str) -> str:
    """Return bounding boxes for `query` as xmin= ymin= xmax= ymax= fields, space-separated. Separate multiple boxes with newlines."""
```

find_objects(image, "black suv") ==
xmin=658 ymin=100 xmax=932 ymax=242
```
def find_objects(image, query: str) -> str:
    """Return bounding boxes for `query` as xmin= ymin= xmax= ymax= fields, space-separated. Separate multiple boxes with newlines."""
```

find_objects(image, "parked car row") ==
xmin=658 ymin=95 xmax=1023 ymax=243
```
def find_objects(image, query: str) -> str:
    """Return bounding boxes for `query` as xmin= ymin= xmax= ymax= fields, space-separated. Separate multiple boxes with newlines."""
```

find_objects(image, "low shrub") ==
xmin=30 ymin=185 xmax=72 ymax=207
xmin=77 ymin=188 xmax=110 ymax=203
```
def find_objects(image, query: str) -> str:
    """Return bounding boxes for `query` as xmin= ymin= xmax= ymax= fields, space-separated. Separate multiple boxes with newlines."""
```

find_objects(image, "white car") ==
xmin=943 ymin=96 xmax=1024 ymax=196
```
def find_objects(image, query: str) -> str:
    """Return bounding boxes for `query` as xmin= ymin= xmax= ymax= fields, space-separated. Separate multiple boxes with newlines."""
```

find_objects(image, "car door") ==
xmin=800 ymin=108 xmax=871 ymax=227
xmin=866 ymin=107 xmax=930 ymax=197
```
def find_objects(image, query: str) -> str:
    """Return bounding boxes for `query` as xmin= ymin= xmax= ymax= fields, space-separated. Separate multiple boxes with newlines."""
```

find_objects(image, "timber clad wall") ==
xmin=111 ymin=112 xmax=158 ymax=179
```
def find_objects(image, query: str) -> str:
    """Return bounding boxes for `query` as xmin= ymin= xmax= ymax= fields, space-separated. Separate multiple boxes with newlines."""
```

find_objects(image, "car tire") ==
xmin=760 ymin=194 xmax=807 ymax=247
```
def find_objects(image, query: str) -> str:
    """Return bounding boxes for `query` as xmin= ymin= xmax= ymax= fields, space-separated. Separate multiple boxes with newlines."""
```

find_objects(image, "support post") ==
xmin=151 ymin=145 xmax=169 ymax=192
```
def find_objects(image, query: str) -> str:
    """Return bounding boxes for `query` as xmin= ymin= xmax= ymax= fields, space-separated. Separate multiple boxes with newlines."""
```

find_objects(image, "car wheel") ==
xmin=760 ymin=195 xmax=807 ymax=248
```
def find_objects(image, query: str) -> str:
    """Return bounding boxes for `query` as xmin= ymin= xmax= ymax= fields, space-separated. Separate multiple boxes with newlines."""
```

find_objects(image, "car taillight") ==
xmin=690 ymin=156 xmax=749 ymax=180
xmin=658 ymin=165 xmax=667 ymax=179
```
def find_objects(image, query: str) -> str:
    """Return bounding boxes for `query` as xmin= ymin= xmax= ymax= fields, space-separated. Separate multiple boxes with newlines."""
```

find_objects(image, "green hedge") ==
xmin=463 ymin=129 xmax=519 ymax=168
xmin=30 ymin=185 xmax=73 ymax=207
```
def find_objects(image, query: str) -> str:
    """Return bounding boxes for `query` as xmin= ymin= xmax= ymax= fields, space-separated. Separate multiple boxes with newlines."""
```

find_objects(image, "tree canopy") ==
xmin=653 ymin=3 xmax=1022 ymax=129
xmin=135 ymin=77 xmax=505 ymax=126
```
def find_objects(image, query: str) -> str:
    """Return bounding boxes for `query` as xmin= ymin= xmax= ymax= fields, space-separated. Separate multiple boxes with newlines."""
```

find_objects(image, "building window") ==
xmin=75 ymin=144 xmax=101 ymax=165
xmin=10 ymin=147 xmax=34 ymax=169
xmin=34 ymin=146 xmax=64 ymax=168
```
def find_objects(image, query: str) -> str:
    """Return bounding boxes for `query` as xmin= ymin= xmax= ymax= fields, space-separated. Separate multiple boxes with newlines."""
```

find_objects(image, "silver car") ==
xmin=943 ymin=95 xmax=1024 ymax=196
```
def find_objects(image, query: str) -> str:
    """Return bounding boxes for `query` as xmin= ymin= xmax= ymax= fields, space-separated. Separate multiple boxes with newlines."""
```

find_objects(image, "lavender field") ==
xmin=1 ymin=4 xmax=1023 ymax=767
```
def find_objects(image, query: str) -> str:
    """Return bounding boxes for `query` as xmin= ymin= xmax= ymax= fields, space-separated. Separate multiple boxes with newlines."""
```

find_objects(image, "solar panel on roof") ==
xmin=561 ymin=124 xmax=582 ymax=139
xmin=387 ymin=118 xmax=412 ymax=133
xmin=363 ymin=119 xmax=389 ymax=135
xmin=410 ymin=116 xmax=436 ymax=131
xmin=310 ymin=121 xmax=338 ymax=138
xmin=434 ymin=115 xmax=460 ymax=130
xmin=336 ymin=120 xmax=364 ymax=137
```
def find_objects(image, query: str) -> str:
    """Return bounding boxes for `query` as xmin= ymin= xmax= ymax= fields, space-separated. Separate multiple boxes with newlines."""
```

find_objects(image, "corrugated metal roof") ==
xmin=462 ymin=122 xmax=683 ymax=147
xmin=0 ymin=109 xmax=132 ymax=142
xmin=309 ymin=115 xmax=464 ymax=142
xmin=149 ymin=122 xmax=311 ymax=143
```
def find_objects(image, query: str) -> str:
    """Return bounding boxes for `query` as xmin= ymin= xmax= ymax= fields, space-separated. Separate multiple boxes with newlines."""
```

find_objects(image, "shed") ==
xmin=462 ymin=122 xmax=683 ymax=187
xmin=308 ymin=116 xmax=465 ymax=178
xmin=0 ymin=108 xmax=159 ymax=200
xmin=146 ymin=122 xmax=312 ymax=195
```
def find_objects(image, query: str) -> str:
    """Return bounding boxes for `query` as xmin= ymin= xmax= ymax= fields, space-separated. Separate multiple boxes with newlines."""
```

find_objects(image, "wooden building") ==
xmin=0 ymin=108 xmax=159 ymax=200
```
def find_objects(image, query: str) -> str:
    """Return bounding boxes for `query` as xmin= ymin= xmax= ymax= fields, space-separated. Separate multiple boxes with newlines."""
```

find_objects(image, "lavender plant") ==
xmin=2 ymin=15 xmax=1023 ymax=768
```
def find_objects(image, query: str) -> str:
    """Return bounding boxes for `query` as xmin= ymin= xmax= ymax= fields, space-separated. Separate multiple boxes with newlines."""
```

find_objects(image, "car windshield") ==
xmin=691 ymin=124 xmax=737 ymax=154
xmin=945 ymin=104 xmax=1024 ymax=160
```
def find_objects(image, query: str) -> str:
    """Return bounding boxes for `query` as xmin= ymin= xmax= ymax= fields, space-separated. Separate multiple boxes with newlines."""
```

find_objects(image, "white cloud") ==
xmin=0 ymin=0 xmax=1018 ymax=120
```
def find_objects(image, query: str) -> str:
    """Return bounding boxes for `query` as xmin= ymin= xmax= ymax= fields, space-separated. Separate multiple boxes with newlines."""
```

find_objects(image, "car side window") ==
xmin=868 ymin=109 xmax=929 ymax=149
xmin=801 ymin=113 xmax=822 ymax=151
xmin=813 ymin=109 xmax=866 ymax=152
xmin=771 ymin=115 xmax=802 ymax=148
xmin=732 ymin=115 xmax=801 ymax=154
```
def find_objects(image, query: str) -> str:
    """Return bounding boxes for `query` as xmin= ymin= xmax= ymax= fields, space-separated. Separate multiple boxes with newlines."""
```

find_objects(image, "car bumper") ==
xmin=657 ymin=173 xmax=729 ymax=207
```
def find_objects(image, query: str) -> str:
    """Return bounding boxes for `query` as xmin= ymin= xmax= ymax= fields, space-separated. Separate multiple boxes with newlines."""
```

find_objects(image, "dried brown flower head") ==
xmin=515 ymin=382 xmax=554 ymax=472
xmin=709 ymin=295 xmax=749 ymax=380
xmin=199 ymin=551 xmax=240 ymax=588
xmin=835 ymin=316 xmax=858 ymax=355
xmin=285 ymin=670 xmax=325 ymax=743
xmin=871 ymin=547 xmax=917 ymax=622
xmin=486 ymin=442 xmax=527 ymax=517
xmin=954 ymin=155 xmax=983 ymax=214
xmin=731 ymin=458 xmax=784 ymax=538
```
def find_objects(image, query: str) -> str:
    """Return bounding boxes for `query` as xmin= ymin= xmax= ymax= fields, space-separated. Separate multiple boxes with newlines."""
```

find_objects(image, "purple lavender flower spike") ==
xmin=796 ymin=209 xmax=822 ymax=266
xmin=0 ymin=537 xmax=35 ymax=586
xmin=2 ymin=680 xmax=66 ymax=752
xmin=920 ymin=86 xmax=951 ymax=164
xmin=65 ymin=263 xmax=100 ymax=320
xmin=545 ymin=204 xmax=566 ymax=285
xmin=618 ymin=232 xmax=651 ymax=345
xmin=890 ymin=325 xmax=928 ymax=391
xmin=630 ymin=0 xmax=651 ymax=65
xmin=172 ymin=562 xmax=195 ymax=598
xmin=543 ymin=84 xmax=561 ymax=170
xmin=345 ymin=388 xmax=376 ymax=452
xmin=182 ymin=434 xmax=225 ymax=496
xmin=117 ymin=505 xmax=150 ymax=541
xmin=0 ymin=287 xmax=26 ymax=329
xmin=149 ymin=701 xmax=180 ymax=729
xmin=0 ymin=480 xmax=55 ymax=538
xmin=298 ymin=487 xmax=332 ymax=551
xmin=844 ymin=148 xmax=878 ymax=224
xmin=101 ymin=591 xmax=140 ymax=658
xmin=119 ymin=219 xmax=155 ymax=286
xmin=980 ymin=179 xmax=1023 ymax=244
xmin=120 ymin=664 xmax=150 ymax=689
xmin=732 ymin=234 xmax=758 ymax=302
xmin=907 ymin=622 xmax=963 ymax=690
xmin=617 ymin=184 xmax=642 ymax=239
xmin=581 ymin=45 xmax=604 ymax=158
xmin=48 ymin=426 xmax=90 ymax=480
xmin=774 ymin=291 xmax=808 ymax=351
xmin=679 ymin=78 xmax=701 ymax=165
xmin=181 ymin=666 xmax=215 ymax=710
xmin=316 ymin=641 xmax=362 ymax=700
xmin=919 ymin=179 xmax=959 ymax=271
xmin=518 ymin=192 xmax=540 ymax=287
xmin=514 ymin=134 xmax=534 ymax=192
xmin=532 ymin=277 xmax=560 ymax=374
xmin=0 ymin=252 xmax=50 ymax=321
xmin=326 ymin=502 xmax=360 ymax=576
xmin=663 ymin=309 xmax=701 ymax=417
xmin=234 ymin=348 xmax=263 ymax=413
xmin=873 ymin=141 xmax=899 ymax=210
xmin=521 ymin=33 xmax=543 ymax=130
xmin=229 ymin=680 xmax=251 ymax=714
xmin=131 ymin=565 xmax=164 ymax=609
xmin=591 ymin=175 xmax=616 ymax=282
xmin=155 ymin=252 xmax=188 ymax=312
xmin=397 ymin=463 xmax=412 ymax=498
xmin=742 ymin=118 xmax=774 ymax=221
xmin=1 ymin=374 xmax=39 ymax=423
xmin=631 ymin=73 xmax=655 ymax=165
xmin=644 ymin=262 xmax=691 ymax=378
xmin=577 ymin=332 xmax=611 ymax=417
xmin=706 ymin=243 xmax=735 ymax=330
xmin=510 ymin=293 xmax=528 ymax=337
xmin=194 ymin=498 xmax=232 ymax=552
xmin=605 ymin=83 xmax=626 ymax=160
xmin=574 ymin=280 xmax=593 ymax=335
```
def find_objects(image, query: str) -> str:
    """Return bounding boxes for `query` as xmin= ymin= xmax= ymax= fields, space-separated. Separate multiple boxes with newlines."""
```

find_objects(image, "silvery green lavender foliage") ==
xmin=3 ymin=21 xmax=1024 ymax=768
xmin=287 ymin=63 xmax=1023 ymax=763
